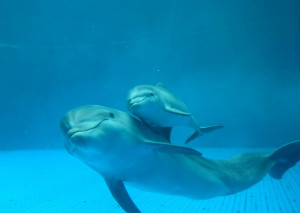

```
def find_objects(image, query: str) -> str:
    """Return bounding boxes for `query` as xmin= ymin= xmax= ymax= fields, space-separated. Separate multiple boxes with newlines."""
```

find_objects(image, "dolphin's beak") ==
xmin=61 ymin=114 xmax=108 ymax=140
xmin=60 ymin=114 xmax=72 ymax=137
xmin=67 ymin=128 xmax=81 ymax=138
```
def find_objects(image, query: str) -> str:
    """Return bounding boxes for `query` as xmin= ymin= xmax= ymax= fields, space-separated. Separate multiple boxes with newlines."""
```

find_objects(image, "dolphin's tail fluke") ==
xmin=268 ymin=140 xmax=300 ymax=179
xmin=185 ymin=125 xmax=223 ymax=144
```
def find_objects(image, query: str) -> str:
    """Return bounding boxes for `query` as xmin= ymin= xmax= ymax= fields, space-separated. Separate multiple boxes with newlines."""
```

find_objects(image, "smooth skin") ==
xmin=61 ymin=105 xmax=300 ymax=213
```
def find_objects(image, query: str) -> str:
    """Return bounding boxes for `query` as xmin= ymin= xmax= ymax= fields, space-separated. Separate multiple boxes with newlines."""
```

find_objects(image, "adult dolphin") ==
xmin=61 ymin=105 xmax=300 ymax=213
xmin=126 ymin=83 xmax=223 ymax=144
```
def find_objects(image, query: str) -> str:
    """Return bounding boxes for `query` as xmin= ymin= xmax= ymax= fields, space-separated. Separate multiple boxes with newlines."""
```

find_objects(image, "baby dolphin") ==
xmin=126 ymin=83 xmax=223 ymax=143
xmin=61 ymin=105 xmax=300 ymax=213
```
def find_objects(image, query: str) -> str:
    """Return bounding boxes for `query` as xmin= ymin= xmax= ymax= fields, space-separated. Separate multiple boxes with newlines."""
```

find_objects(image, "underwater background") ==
xmin=0 ymin=0 xmax=299 ymax=150
xmin=1 ymin=1 xmax=300 ymax=213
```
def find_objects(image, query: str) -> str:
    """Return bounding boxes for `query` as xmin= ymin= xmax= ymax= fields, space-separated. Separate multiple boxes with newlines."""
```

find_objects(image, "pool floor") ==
xmin=1 ymin=149 xmax=299 ymax=213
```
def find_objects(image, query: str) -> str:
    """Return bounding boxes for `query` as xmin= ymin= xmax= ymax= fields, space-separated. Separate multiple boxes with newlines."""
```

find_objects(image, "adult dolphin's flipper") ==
xmin=268 ymin=140 xmax=300 ymax=179
xmin=185 ymin=125 xmax=224 ymax=144
xmin=105 ymin=178 xmax=141 ymax=213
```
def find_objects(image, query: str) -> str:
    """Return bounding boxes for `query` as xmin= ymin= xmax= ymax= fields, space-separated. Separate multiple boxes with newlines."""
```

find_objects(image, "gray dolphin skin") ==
xmin=126 ymin=83 xmax=223 ymax=144
xmin=61 ymin=105 xmax=300 ymax=213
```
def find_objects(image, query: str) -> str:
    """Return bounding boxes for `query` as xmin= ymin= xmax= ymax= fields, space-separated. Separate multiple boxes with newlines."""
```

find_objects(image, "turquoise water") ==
xmin=1 ymin=149 xmax=300 ymax=213
xmin=0 ymin=0 xmax=299 ymax=212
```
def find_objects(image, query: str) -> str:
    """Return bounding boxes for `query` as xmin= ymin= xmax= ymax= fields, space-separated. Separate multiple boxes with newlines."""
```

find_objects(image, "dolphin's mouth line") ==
xmin=129 ymin=96 xmax=148 ymax=106
xmin=67 ymin=119 xmax=108 ymax=138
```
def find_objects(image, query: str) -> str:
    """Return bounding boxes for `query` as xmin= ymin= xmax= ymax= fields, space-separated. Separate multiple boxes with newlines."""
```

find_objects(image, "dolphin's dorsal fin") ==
xmin=165 ymin=106 xmax=191 ymax=116
xmin=156 ymin=82 xmax=165 ymax=88
xmin=104 ymin=177 xmax=141 ymax=213
xmin=144 ymin=141 xmax=202 ymax=156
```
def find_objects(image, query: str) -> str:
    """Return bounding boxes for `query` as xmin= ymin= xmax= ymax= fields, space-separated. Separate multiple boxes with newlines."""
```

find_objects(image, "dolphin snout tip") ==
xmin=60 ymin=118 xmax=71 ymax=137
xmin=67 ymin=129 xmax=79 ymax=138
xmin=127 ymin=99 xmax=135 ymax=107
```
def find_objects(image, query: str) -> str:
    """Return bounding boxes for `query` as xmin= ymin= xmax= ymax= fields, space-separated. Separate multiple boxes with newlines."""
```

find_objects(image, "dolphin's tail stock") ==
xmin=268 ymin=140 xmax=300 ymax=179
xmin=185 ymin=125 xmax=224 ymax=144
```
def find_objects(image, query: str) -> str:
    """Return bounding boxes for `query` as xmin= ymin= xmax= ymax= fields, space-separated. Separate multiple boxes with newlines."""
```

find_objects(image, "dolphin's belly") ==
xmin=135 ymin=104 xmax=191 ymax=127
xmin=114 ymin=152 xmax=230 ymax=199
xmin=73 ymin=133 xmax=230 ymax=199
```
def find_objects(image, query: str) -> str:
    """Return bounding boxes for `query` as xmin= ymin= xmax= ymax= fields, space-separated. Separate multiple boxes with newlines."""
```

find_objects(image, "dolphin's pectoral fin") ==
xmin=144 ymin=141 xmax=202 ymax=156
xmin=147 ymin=125 xmax=172 ymax=142
xmin=165 ymin=106 xmax=191 ymax=116
xmin=105 ymin=177 xmax=141 ymax=213
xmin=269 ymin=140 xmax=300 ymax=179
xmin=185 ymin=125 xmax=224 ymax=144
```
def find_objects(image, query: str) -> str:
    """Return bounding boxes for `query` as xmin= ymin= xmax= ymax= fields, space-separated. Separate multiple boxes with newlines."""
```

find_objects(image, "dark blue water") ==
xmin=0 ymin=0 xmax=299 ymax=150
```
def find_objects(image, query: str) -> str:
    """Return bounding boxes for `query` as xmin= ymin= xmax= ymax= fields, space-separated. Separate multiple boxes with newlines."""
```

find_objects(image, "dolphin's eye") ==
xmin=150 ymin=93 xmax=154 ymax=96
xmin=109 ymin=113 xmax=115 ymax=118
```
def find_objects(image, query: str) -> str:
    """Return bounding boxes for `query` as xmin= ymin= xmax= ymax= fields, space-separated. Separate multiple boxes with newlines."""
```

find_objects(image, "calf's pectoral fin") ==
xmin=165 ymin=106 xmax=191 ymax=116
xmin=269 ymin=140 xmax=300 ymax=179
xmin=105 ymin=177 xmax=141 ymax=213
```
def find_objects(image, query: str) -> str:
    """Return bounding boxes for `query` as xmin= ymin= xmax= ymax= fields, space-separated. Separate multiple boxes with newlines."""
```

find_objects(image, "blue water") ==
xmin=1 ymin=149 xmax=300 ymax=213
xmin=0 ymin=0 xmax=299 ymax=212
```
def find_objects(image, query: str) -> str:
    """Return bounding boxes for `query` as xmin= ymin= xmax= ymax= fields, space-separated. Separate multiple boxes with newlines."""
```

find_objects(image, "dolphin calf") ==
xmin=126 ymin=83 xmax=223 ymax=143
xmin=61 ymin=105 xmax=300 ymax=213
